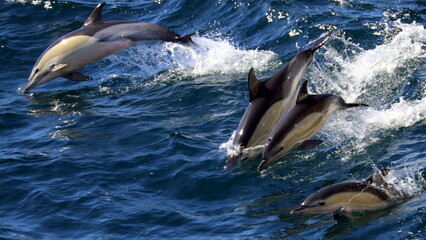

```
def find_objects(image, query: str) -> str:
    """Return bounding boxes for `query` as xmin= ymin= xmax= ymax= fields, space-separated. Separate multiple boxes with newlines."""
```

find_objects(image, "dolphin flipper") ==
xmin=295 ymin=140 xmax=323 ymax=150
xmin=64 ymin=72 xmax=93 ymax=82
xmin=340 ymin=208 xmax=358 ymax=218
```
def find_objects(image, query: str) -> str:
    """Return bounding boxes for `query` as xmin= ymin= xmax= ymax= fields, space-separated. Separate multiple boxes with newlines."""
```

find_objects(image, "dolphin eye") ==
xmin=34 ymin=69 xmax=39 ymax=74
xmin=318 ymin=201 xmax=325 ymax=206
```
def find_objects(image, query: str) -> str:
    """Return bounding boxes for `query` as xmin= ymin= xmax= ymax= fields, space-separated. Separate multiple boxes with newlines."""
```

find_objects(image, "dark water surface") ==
xmin=1 ymin=0 xmax=425 ymax=239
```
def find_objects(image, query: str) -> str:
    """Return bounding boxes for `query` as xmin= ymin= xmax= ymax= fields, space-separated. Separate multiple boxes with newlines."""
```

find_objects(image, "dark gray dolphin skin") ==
xmin=226 ymin=32 xmax=332 ymax=167
xmin=259 ymin=80 xmax=368 ymax=171
xmin=291 ymin=168 xmax=404 ymax=219
xmin=22 ymin=2 xmax=193 ymax=93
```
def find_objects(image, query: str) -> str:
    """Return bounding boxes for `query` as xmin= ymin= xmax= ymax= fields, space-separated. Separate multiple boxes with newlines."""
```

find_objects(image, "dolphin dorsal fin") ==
xmin=83 ymin=2 xmax=105 ymax=27
xmin=296 ymin=80 xmax=310 ymax=103
xmin=248 ymin=68 xmax=263 ymax=102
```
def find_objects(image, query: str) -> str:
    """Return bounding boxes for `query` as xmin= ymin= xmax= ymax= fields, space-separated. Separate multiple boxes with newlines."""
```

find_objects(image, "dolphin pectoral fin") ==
xmin=63 ymin=72 xmax=93 ymax=82
xmin=340 ymin=208 xmax=358 ymax=218
xmin=83 ymin=2 xmax=105 ymax=27
xmin=332 ymin=213 xmax=341 ymax=221
xmin=248 ymin=68 xmax=263 ymax=101
xmin=51 ymin=63 xmax=68 ymax=72
xmin=295 ymin=140 xmax=323 ymax=150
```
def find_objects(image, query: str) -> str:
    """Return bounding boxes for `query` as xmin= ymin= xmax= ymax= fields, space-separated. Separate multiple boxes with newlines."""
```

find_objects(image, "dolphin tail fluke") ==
xmin=177 ymin=33 xmax=195 ymax=44
xmin=299 ymin=31 xmax=333 ymax=53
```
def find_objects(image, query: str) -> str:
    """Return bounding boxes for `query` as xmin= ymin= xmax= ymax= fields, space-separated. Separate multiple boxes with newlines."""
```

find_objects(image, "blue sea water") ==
xmin=0 ymin=0 xmax=425 ymax=239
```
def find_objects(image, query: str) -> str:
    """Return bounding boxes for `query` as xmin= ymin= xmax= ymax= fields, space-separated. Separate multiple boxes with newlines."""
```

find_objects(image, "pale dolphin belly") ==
xmin=271 ymin=112 xmax=328 ymax=162
xmin=320 ymin=192 xmax=391 ymax=214
xmin=39 ymin=35 xmax=133 ymax=74
xmin=246 ymin=97 xmax=296 ymax=147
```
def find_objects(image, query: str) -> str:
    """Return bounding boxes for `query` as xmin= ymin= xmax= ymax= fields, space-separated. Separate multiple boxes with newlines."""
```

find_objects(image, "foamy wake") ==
xmin=311 ymin=21 xmax=426 ymax=103
xmin=370 ymin=167 xmax=425 ymax=202
xmin=315 ymin=21 xmax=426 ymax=160
xmin=107 ymin=36 xmax=280 ymax=83
xmin=6 ymin=0 xmax=53 ymax=9
xmin=163 ymin=36 xmax=280 ymax=76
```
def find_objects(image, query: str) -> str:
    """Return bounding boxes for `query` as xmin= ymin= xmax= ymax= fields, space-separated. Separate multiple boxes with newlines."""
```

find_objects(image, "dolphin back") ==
xmin=82 ymin=2 xmax=193 ymax=44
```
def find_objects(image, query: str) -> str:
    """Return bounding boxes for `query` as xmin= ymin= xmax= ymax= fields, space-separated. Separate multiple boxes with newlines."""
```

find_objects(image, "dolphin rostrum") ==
xmin=22 ymin=2 xmax=193 ymax=93
xmin=290 ymin=168 xmax=408 ymax=219
xmin=226 ymin=32 xmax=332 ymax=167
xmin=259 ymin=80 xmax=368 ymax=171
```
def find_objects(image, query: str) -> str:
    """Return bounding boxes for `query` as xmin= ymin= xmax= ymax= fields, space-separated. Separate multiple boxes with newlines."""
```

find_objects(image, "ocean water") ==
xmin=0 ymin=0 xmax=425 ymax=239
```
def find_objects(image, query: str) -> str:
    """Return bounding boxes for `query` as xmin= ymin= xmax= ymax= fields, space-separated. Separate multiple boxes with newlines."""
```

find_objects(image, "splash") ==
xmin=370 ymin=167 xmax=425 ymax=202
xmin=106 ymin=35 xmax=279 ymax=83
xmin=164 ymin=36 xmax=279 ymax=76
xmin=311 ymin=21 xmax=425 ymax=103
xmin=6 ymin=0 xmax=53 ymax=9
xmin=311 ymin=21 xmax=426 ymax=160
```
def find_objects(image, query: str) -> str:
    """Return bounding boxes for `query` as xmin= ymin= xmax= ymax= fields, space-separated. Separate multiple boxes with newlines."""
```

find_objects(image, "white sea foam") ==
xmin=370 ymin=167 xmax=425 ymax=202
xmin=312 ymin=21 xmax=426 ymax=160
xmin=311 ymin=21 xmax=426 ymax=103
xmin=163 ymin=36 xmax=280 ymax=76
xmin=108 ymin=36 xmax=280 ymax=82
xmin=6 ymin=0 xmax=52 ymax=9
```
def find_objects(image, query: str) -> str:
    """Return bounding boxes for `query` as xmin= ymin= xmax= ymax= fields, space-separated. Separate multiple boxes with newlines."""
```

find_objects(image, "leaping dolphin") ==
xmin=226 ymin=32 xmax=332 ymax=167
xmin=259 ymin=81 xmax=368 ymax=171
xmin=290 ymin=168 xmax=409 ymax=219
xmin=22 ymin=2 xmax=193 ymax=93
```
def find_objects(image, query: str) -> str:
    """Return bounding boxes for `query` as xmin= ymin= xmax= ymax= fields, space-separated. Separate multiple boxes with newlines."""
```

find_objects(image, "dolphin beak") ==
xmin=21 ymin=80 xmax=37 ymax=93
xmin=22 ymin=71 xmax=49 ymax=93
xmin=290 ymin=206 xmax=308 ymax=214
xmin=257 ymin=159 xmax=269 ymax=171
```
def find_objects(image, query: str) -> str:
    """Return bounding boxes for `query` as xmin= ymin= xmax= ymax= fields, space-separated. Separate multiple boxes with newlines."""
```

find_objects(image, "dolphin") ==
xmin=290 ymin=168 xmax=405 ymax=219
xmin=259 ymin=80 xmax=367 ymax=171
xmin=226 ymin=32 xmax=332 ymax=167
xmin=22 ymin=2 xmax=193 ymax=93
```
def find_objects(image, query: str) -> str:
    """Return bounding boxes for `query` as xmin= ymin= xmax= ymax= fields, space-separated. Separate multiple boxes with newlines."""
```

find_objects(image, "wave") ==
xmin=106 ymin=35 xmax=280 ymax=84
xmin=370 ymin=167 xmax=425 ymax=203
xmin=6 ymin=0 xmax=53 ymax=9
xmin=317 ymin=21 xmax=425 ymax=160
xmin=311 ymin=21 xmax=425 ymax=104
